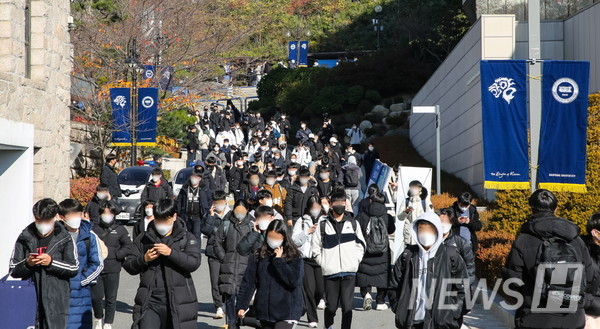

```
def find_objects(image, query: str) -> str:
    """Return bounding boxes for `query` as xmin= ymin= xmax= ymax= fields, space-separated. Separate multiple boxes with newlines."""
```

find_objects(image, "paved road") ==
xmin=110 ymin=227 xmax=507 ymax=329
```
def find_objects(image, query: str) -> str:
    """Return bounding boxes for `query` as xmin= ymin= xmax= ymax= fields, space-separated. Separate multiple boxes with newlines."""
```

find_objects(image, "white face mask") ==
xmin=267 ymin=238 xmax=283 ymax=249
xmin=97 ymin=192 xmax=108 ymax=200
xmin=310 ymin=209 xmax=321 ymax=218
xmin=101 ymin=214 xmax=114 ymax=224
xmin=145 ymin=208 xmax=154 ymax=217
xmin=460 ymin=206 xmax=470 ymax=212
xmin=257 ymin=219 xmax=271 ymax=231
xmin=155 ymin=222 xmax=173 ymax=236
xmin=263 ymin=199 xmax=273 ymax=207
xmin=215 ymin=204 xmax=226 ymax=213
xmin=441 ymin=223 xmax=453 ymax=234
xmin=418 ymin=232 xmax=437 ymax=248
xmin=299 ymin=178 xmax=309 ymax=186
xmin=288 ymin=170 xmax=297 ymax=176
xmin=266 ymin=178 xmax=276 ymax=186
xmin=190 ymin=177 xmax=201 ymax=186
xmin=319 ymin=173 xmax=330 ymax=180
xmin=152 ymin=175 xmax=161 ymax=182
xmin=36 ymin=220 xmax=55 ymax=236
xmin=65 ymin=217 xmax=82 ymax=230
xmin=323 ymin=205 xmax=330 ymax=213
xmin=290 ymin=158 xmax=298 ymax=163
xmin=410 ymin=189 xmax=420 ymax=197
xmin=234 ymin=212 xmax=246 ymax=221
xmin=368 ymin=146 xmax=374 ymax=151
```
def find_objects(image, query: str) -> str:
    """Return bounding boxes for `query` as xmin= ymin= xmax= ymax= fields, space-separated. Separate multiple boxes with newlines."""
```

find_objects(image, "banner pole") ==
xmin=529 ymin=0 xmax=542 ymax=192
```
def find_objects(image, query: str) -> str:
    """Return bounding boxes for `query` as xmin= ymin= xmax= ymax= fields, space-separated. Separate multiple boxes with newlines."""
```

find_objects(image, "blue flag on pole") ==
xmin=299 ymin=41 xmax=309 ymax=67
xmin=288 ymin=41 xmax=298 ymax=63
xmin=143 ymin=65 xmax=156 ymax=80
xmin=538 ymin=61 xmax=590 ymax=192
xmin=109 ymin=88 xmax=132 ymax=146
xmin=480 ymin=60 xmax=530 ymax=189
xmin=137 ymin=88 xmax=159 ymax=146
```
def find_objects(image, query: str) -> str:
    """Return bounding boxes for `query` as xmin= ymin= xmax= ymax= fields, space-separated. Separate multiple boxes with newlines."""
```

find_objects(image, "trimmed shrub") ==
xmin=365 ymin=89 xmax=382 ymax=103
xmin=70 ymin=177 xmax=100 ymax=205
xmin=475 ymin=230 xmax=515 ymax=283
xmin=430 ymin=193 xmax=456 ymax=210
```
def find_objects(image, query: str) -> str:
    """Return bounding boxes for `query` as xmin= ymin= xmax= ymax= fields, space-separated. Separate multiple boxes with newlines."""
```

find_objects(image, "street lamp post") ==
xmin=125 ymin=38 xmax=144 ymax=167
xmin=413 ymin=105 xmax=442 ymax=195
xmin=373 ymin=5 xmax=383 ymax=50
xmin=286 ymin=28 xmax=310 ymax=67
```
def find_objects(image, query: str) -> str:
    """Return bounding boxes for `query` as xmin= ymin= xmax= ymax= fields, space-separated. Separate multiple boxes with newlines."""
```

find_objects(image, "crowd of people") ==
xmin=8 ymin=106 xmax=600 ymax=329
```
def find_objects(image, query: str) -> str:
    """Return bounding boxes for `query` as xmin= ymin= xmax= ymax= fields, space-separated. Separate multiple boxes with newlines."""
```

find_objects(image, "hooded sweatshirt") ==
xmin=410 ymin=212 xmax=444 ymax=323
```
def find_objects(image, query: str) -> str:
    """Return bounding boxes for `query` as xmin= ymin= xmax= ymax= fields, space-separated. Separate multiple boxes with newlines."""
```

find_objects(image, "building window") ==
xmin=24 ymin=0 xmax=31 ymax=78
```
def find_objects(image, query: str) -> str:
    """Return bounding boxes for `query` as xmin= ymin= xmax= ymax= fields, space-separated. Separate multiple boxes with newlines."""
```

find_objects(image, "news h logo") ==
xmin=531 ymin=263 xmax=584 ymax=313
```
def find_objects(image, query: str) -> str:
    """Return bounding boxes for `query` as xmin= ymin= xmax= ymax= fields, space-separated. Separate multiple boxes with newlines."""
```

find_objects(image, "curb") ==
xmin=474 ymin=285 xmax=516 ymax=329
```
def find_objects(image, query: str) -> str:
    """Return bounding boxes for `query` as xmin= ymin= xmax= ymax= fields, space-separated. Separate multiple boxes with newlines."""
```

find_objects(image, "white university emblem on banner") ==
xmin=141 ymin=96 xmax=154 ymax=108
xmin=113 ymin=95 xmax=127 ymax=108
xmin=488 ymin=77 xmax=517 ymax=105
xmin=552 ymin=78 xmax=579 ymax=104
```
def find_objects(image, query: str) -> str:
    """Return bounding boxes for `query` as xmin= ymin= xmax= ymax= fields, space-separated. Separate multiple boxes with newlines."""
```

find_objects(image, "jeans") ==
xmin=91 ymin=272 xmax=120 ymax=324
xmin=345 ymin=189 xmax=360 ymax=214
xmin=225 ymin=294 xmax=238 ymax=329
xmin=324 ymin=276 xmax=356 ymax=329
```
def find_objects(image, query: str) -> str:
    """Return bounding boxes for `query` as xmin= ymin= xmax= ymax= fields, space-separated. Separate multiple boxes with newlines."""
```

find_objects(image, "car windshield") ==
xmin=175 ymin=169 xmax=193 ymax=185
xmin=118 ymin=169 xmax=150 ymax=186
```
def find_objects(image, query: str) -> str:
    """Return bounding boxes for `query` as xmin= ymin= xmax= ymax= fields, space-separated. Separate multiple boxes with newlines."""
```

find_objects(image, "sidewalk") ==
xmin=462 ymin=302 xmax=510 ymax=329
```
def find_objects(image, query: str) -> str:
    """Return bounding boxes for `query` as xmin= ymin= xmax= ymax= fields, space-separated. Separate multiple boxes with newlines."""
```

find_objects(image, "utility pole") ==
xmin=529 ymin=0 xmax=541 ymax=192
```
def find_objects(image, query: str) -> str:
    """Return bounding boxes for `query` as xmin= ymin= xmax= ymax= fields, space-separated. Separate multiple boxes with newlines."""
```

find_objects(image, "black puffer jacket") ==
xmin=213 ymin=212 xmax=254 ymax=296
xmin=450 ymin=202 xmax=482 ymax=252
xmin=140 ymin=178 xmax=174 ymax=204
xmin=10 ymin=222 xmax=79 ymax=329
xmin=85 ymin=197 xmax=122 ymax=225
xmin=443 ymin=230 xmax=476 ymax=285
xmin=175 ymin=182 xmax=212 ymax=221
xmin=201 ymin=208 xmax=231 ymax=259
xmin=391 ymin=244 xmax=467 ymax=329
xmin=356 ymin=202 xmax=396 ymax=288
xmin=284 ymin=182 xmax=319 ymax=221
xmin=124 ymin=219 xmax=201 ymax=329
xmin=100 ymin=162 xmax=122 ymax=197
xmin=503 ymin=212 xmax=594 ymax=329
xmin=92 ymin=220 xmax=132 ymax=273
xmin=582 ymin=235 xmax=600 ymax=316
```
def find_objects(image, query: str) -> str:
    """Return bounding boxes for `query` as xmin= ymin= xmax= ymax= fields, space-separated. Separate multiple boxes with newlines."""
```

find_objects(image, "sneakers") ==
xmin=103 ymin=324 xmax=112 ymax=329
xmin=376 ymin=303 xmax=388 ymax=311
xmin=93 ymin=318 xmax=103 ymax=329
xmin=317 ymin=299 xmax=326 ymax=310
xmin=308 ymin=322 xmax=318 ymax=328
xmin=215 ymin=307 xmax=224 ymax=319
xmin=363 ymin=293 xmax=373 ymax=311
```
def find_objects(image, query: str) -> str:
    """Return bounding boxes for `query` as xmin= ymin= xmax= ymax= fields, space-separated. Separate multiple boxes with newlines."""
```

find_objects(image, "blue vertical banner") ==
xmin=109 ymin=88 xmax=132 ymax=146
xmin=538 ymin=61 xmax=590 ymax=192
xmin=298 ymin=41 xmax=309 ymax=67
xmin=480 ymin=60 xmax=530 ymax=189
xmin=143 ymin=65 xmax=156 ymax=80
xmin=288 ymin=41 xmax=297 ymax=62
xmin=137 ymin=88 xmax=159 ymax=146
xmin=158 ymin=66 xmax=174 ymax=90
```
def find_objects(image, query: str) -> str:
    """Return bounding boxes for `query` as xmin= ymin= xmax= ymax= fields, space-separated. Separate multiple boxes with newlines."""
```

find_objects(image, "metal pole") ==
xmin=377 ymin=22 xmax=381 ymax=50
xmin=131 ymin=70 xmax=137 ymax=167
xmin=436 ymin=105 xmax=441 ymax=195
xmin=529 ymin=0 xmax=541 ymax=192
xmin=296 ymin=40 xmax=300 ymax=67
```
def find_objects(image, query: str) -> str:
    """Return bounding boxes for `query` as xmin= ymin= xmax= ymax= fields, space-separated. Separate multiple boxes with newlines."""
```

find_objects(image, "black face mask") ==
xmin=332 ymin=205 xmax=345 ymax=215
xmin=280 ymin=145 xmax=286 ymax=150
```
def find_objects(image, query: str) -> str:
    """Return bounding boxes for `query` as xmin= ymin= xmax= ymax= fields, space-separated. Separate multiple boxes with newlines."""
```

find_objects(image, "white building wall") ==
xmin=564 ymin=3 xmax=600 ymax=92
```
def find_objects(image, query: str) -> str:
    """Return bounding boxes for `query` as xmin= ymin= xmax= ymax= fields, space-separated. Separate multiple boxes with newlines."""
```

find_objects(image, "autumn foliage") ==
xmin=70 ymin=177 xmax=100 ymax=205
xmin=475 ymin=230 xmax=515 ymax=283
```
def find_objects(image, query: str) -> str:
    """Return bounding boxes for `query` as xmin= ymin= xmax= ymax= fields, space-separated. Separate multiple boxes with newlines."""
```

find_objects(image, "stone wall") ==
xmin=0 ymin=0 xmax=72 ymax=201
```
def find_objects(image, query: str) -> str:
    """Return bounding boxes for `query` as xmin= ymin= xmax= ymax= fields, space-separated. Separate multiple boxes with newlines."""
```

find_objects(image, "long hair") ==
xmin=258 ymin=220 xmax=302 ymax=262
xmin=407 ymin=180 xmax=428 ymax=200
xmin=303 ymin=196 xmax=322 ymax=218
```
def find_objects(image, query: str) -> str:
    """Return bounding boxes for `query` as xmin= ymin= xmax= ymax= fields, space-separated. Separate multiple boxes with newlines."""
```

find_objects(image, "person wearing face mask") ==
xmin=327 ymin=137 xmax=343 ymax=181
xmin=140 ymin=168 xmax=174 ymax=205
xmin=237 ymin=220 xmax=304 ymax=329
xmin=292 ymin=143 xmax=312 ymax=167
xmin=220 ymin=138 xmax=234 ymax=168
xmin=237 ymin=206 xmax=278 ymax=257
xmin=124 ymin=198 xmax=202 ymax=329
xmin=292 ymin=197 xmax=327 ymax=328
xmin=284 ymin=168 xmax=319 ymax=227
xmin=204 ymin=156 xmax=228 ymax=193
xmin=90 ymin=201 xmax=131 ymax=329
xmin=346 ymin=124 xmax=363 ymax=152
xmin=363 ymin=143 xmax=379 ymax=180
xmin=232 ymin=124 xmax=245 ymax=147
xmin=296 ymin=121 xmax=312 ymax=142
xmin=342 ymin=156 xmax=363 ymax=215
xmin=85 ymin=184 xmax=122 ymax=225
xmin=213 ymin=200 xmax=255 ymax=329
xmin=272 ymin=149 xmax=287 ymax=169
xmin=228 ymin=157 xmax=248 ymax=200
xmin=10 ymin=198 xmax=79 ymax=329
xmin=390 ymin=212 xmax=467 ymax=329
xmin=186 ymin=125 xmax=199 ymax=167
xmin=58 ymin=199 xmax=104 ymax=329
xmin=311 ymin=192 xmax=365 ymax=329
xmin=209 ymin=142 xmax=228 ymax=166
xmin=197 ymin=124 xmax=212 ymax=161
xmin=450 ymin=192 xmax=482 ymax=253
xmin=279 ymin=113 xmax=291 ymax=141
xmin=176 ymin=170 xmax=212 ymax=242
xmin=249 ymin=190 xmax=285 ymax=220
xmin=238 ymin=172 xmax=263 ymax=206
xmin=438 ymin=208 xmax=475 ymax=288
xmin=100 ymin=153 xmax=122 ymax=199
xmin=316 ymin=165 xmax=334 ymax=197
xmin=262 ymin=171 xmax=287 ymax=215
xmin=133 ymin=200 xmax=156 ymax=239
xmin=355 ymin=192 xmax=396 ymax=312
xmin=397 ymin=180 xmax=433 ymax=246
xmin=201 ymin=191 xmax=230 ymax=319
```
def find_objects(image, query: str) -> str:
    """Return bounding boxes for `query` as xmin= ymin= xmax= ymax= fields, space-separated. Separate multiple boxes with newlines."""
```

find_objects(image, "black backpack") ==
xmin=365 ymin=216 xmax=389 ymax=255
xmin=343 ymin=168 xmax=359 ymax=188
xmin=535 ymin=236 xmax=585 ymax=309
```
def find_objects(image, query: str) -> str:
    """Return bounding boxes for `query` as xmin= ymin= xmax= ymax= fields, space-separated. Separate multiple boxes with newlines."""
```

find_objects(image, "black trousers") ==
xmin=208 ymin=257 xmax=223 ymax=308
xmin=186 ymin=216 xmax=202 ymax=240
xmin=324 ymin=276 xmax=355 ymax=329
xmin=359 ymin=286 xmax=389 ymax=304
xmin=261 ymin=321 xmax=296 ymax=329
xmin=302 ymin=258 xmax=324 ymax=323
xmin=139 ymin=301 xmax=173 ymax=329
xmin=91 ymin=272 xmax=120 ymax=323
xmin=188 ymin=150 xmax=196 ymax=166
